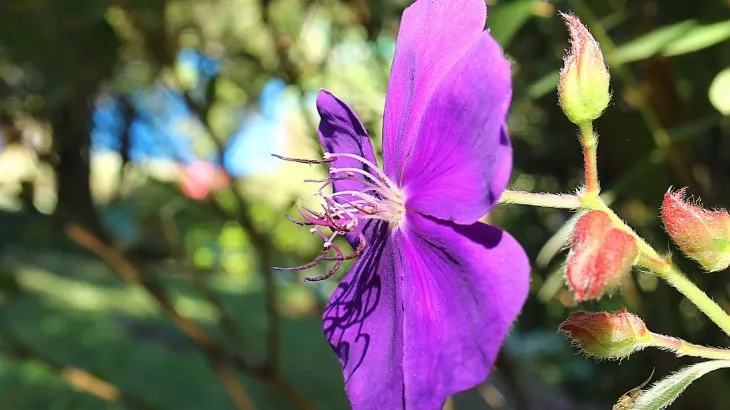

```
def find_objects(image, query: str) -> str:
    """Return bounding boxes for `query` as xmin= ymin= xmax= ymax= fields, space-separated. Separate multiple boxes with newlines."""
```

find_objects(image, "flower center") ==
xmin=320 ymin=152 xmax=406 ymax=230
xmin=272 ymin=151 xmax=405 ymax=281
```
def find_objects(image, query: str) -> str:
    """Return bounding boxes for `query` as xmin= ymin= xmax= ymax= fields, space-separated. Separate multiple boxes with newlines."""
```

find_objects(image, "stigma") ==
xmin=272 ymin=152 xmax=406 ymax=281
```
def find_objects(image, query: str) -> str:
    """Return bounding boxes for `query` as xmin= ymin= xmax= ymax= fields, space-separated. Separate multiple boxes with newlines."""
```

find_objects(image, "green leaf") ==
xmin=630 ymin=360 xmax=730 ymax=410
xmin=488 ymin=0 xmax=536 ymax=47
xmin=611 ymin=20 xmax=696 ymax=64
xmin=612 ymin=20 xmax=730 ymax=65
xmin=527 ymin=71 xmax=560 ymax=99
xmin=664 ymin=20 xmax=730 ymax=57
xmin=530 ymin=20 xmax=730 ymax=99
xmin=709 ymin=67 xmax=730 ymax=115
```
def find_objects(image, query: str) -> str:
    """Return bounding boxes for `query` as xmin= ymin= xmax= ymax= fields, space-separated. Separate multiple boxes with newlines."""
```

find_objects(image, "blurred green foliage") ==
xmin=0 ymin=0 xmax=728 ymax=409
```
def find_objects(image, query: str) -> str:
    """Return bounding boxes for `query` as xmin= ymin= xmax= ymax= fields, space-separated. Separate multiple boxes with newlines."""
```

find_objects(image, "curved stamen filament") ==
xmin=324 ymin=152 xmax=394 ymax=187
xmin=315 ymin=168 xmax=400 ymax=204
xmin=330 ymin=167 xmax=392 ymax=191
xmin=304 ymin=232 xmax=367 ymax=282
xmin=326 ymin=186 xmax=402 ymax=207
xmin=326 ymin=190 xmax=381 ymax=204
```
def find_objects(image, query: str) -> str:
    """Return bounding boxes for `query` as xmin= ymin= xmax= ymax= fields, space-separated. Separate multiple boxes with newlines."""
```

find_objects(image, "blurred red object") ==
xmin=179 ymin=160 xmax=230 ymax=200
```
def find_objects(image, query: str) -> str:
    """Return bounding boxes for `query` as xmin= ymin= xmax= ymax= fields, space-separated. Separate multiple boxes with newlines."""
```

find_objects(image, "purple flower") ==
xmin=277 ymin=0 xmax=530 ymax=408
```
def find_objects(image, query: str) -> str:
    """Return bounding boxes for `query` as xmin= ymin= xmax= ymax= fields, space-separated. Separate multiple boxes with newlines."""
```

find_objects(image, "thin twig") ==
xmin=179 ymin=85 xmax=281 ymax=374
xmin=65 ymin=223 xmax=258 ymax=410
xmin=495 ymin=351 xmax=531 ymax=410
xmin=158 ymin=198 xmax=251 ymax=350
xmin=144 ymin=109 xmax=316 ymax=409
xmin=0 ymin=331 xmax=162 ymax=410
xmin=171 ymin=7 xmax=320 ymax=403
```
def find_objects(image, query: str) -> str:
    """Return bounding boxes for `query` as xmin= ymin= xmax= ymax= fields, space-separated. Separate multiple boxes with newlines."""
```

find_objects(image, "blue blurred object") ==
xmin=91 ymin=49 xmax=290 ymax=175
xmin=224 ymin=78 xmax=290 ymax=177
xmin=178 ymin=48 xmax=220 ymax=78
xmin=92 ymin=87 xmax=197 ymax=164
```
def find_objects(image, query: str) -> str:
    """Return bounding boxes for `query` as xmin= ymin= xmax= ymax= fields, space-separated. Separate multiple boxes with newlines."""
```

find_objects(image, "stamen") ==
xmin=285 ymin=214 xmax=312 ymax=226
xmin=271 ymin=153 xmax=333 ymax=165
xmin=272 ymin=152 xmax=405 ymax=282
xmin=304 ymin=232 xmax=367 ymax=282
xmin=330 ymin=167 xmax=392 ymax=191
xmin=324 ymin=152 xmax=393 ymax=187
xmin=326 ymin=190 xmax=381 ymax=204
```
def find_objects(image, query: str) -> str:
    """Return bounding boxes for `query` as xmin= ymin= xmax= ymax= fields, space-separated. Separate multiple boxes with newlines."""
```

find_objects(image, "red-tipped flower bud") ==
xmin=559 ymin=310 xmax=651 ymax=360
xmin=661 ymin=188 xmax=730 ymax=272
xmin=558 ymin=13 xmax=611 ymax=125
xmin=566 ymin=210 xmax=638 ymax=301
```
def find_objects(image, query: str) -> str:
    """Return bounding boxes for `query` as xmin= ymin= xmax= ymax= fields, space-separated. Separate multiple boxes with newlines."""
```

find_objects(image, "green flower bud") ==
xmin=559 ymin=310 xmax=651 ymax=360
xmin=558 ymin=13 xmax=611 ymax=125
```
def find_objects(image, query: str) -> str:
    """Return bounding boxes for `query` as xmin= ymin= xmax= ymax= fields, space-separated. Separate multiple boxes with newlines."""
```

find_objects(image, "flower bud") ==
xmin=559 ymin=310 xmax=651 ymax=360
xmin=558 ymin=13 xmax=611 ymax=125
xmin=661 ymin=188 xmax=730 ymax=272
xmin=566 ymin=211 xmax=638 ymax=301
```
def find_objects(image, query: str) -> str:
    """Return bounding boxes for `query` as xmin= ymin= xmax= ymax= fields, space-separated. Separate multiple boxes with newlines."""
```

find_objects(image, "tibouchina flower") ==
xmin=276 ymin=0 xmax=529 ymax=408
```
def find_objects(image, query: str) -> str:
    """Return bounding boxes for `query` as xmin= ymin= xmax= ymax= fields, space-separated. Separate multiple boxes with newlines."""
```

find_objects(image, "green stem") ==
xmin=580 ymin=196 xmax=730 ymax=338
xmin=652 ymin=333 xmax=730 ymax=361
xmin=498 ymin=190 xmax=582 ymax=209
xmin=664 ymin=265 xmax=730 ymax=337
xmin=504 ymin=186 xmax=730 ymax=336
xmin=579 ymin=123 xmax=600 ymax=194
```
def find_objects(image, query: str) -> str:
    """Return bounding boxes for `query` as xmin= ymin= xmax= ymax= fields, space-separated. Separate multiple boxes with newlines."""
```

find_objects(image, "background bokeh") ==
xmin=0 ymin=0 xmax=729 ymax=408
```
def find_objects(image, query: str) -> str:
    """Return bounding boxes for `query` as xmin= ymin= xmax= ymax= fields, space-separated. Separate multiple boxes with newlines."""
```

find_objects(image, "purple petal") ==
xmin=401 ymin=31 xmax=512 ymax=224
xmin=492 ymin=127 xmax=513 ymax=198
xmin=400 ymin=214 xmax=528 ymax=408
xmin=316 ymin=90 xmax=379 ymax=245
xmin=317 ymin=89 xmax=378 ymax=196
xmin=382 ymin=0 xmax=487 ymax=181
xmin=323 ymin=220 xmax=404 ymax=410
xmin=323 ymin=215 xmax=529 ymax=409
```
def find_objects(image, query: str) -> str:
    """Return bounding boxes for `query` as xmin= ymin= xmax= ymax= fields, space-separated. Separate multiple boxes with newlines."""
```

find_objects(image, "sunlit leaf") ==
xmin=612 ymin=19 xmax=730 ymax=64
xmin=664 ymin=20 xmax=730 ymax=57
xmin=611 ymin=20 xmax=696 ymax=64
xmin=709 ymin=67 xmax=730 ymax=115
xmin=527 ymin=71 xmax=560 ymax=99
xmin=488 ymin=0 xmax=536 ymax=47
xmin=528 ymin=19 xmax=730 ymax=99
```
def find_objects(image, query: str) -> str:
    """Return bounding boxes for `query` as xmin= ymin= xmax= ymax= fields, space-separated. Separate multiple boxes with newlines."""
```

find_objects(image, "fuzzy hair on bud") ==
xmin=558 ymin=13 xmax=611 ymax=125
xmin=566 ymin=210 xmax=638 ymax=301
xmin=661 ymin=188 xmax=730 ymax=272
xmin=559 ymin=310 xmax=651 ymax=360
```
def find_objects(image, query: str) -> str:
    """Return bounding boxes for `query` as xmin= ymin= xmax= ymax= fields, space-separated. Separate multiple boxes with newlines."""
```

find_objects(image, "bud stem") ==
xmin=579 ymin=123 xmax=600 ymax=194
xmin=583 ymin=199 xmax=730 ymax=338
xmin=567 ymin=0 xmax=672 ymax=151
xmin=588 ymin=204 xmax=730 ymax=338
xmin=660 ymin=264 xmax=730 ymax=338
xmin=498 ymin=190 xmax=582 ymax=209
xmin=497 ymin=187 xmax=730 ymax=338
xmin=652 ymin=333 xmax=730 ymax=361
